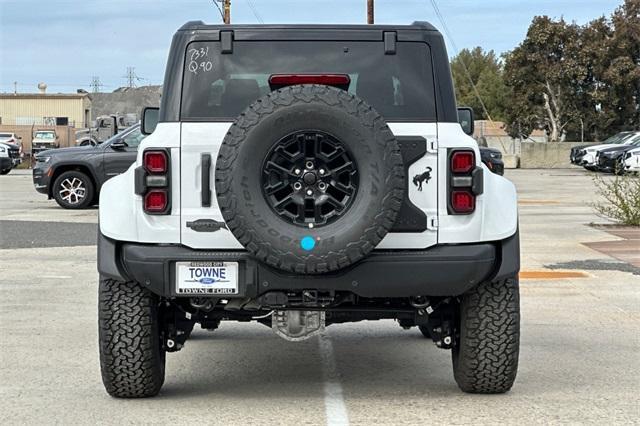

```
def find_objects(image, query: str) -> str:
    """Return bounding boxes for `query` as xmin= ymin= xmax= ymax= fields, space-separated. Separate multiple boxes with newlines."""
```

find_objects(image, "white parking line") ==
xmin=318 ymin=333 xmax=349 ymax=426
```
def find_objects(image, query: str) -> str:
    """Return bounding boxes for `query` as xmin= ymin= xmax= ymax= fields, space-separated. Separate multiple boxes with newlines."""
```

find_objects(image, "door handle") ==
xmin=201 ymin=153 xmax=212 ymax=207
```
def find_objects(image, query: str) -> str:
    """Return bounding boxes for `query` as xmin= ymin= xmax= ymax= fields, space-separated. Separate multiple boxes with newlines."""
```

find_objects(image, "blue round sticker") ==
xmin=300 ymin=236 xmax=316 ymax=251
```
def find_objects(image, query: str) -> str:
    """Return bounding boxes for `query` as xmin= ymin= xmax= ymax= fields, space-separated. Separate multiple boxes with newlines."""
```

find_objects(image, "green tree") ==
xmin=504 ymin=1 xmax=640 ymax=141
xmin=503 ymin=16 xmax=584 ymax=141
xmin=605 ymin=0 xmax=640 ymax=133
xmin=450 ymin=47 xmax=507 ymax=121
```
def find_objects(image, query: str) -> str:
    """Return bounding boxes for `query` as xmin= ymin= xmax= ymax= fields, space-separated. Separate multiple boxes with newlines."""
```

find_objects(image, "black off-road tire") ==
xmin=99 ymin=277 xmax=165 ymax=398
xmin=452 ymin=277 xmax=520 ymax=394
xmin=52 ymin=170 xmax=94 ymax=209
xmin=0 ymin=168 xmax=10 ymax=175
xmin=216 ymin=84 xmax=404 ymax=274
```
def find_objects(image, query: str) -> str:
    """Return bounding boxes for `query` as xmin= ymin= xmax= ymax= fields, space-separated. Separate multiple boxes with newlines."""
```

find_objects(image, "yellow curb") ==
xmin=519 ymin=270 xmax=590 ymax=279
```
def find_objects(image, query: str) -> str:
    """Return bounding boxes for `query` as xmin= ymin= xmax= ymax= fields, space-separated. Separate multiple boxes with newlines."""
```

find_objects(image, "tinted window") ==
xmin=181 ymin=41 xmax=436 ymax=121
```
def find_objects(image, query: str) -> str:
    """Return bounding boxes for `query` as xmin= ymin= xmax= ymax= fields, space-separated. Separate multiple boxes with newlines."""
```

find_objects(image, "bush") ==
xmin=592 ymin=174 xmax=640 ymax=226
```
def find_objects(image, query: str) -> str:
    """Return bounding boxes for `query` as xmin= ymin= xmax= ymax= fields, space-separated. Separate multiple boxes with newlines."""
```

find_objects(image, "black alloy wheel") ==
xmin=262 ymin=130 xmax=358 ymax=228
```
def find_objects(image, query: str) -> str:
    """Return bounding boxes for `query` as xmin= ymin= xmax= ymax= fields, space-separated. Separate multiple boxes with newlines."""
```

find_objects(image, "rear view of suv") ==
xmin=97 ymin=22 xmax=520 ymax=398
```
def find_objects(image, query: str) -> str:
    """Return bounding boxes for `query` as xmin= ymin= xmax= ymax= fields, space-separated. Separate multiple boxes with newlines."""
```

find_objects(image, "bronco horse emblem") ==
xmin=412 ymin=167 xmax=432 ymax=191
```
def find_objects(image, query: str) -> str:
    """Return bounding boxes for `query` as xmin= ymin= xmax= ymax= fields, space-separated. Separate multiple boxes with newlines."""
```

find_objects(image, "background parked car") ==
xmin=31 ymin=129 xmax=60 ymax=157
xmin=621 ymin=147 xmax=640 ymax=174
xmin=32 ymin=123 xmax=145 ymax=209
xmin=570 ymin=131 xmax=634 ymax=165
xmin=596 ymin=136 xmax=640 ymax=174
xmin=0 ymin=142 xmax=21 ymax=175
xmin=578 ymin=131 xmax=640 ymax=170
xmin=0 ymin=132 xmax=24 ymax=161
xmin=479 ymin=146 xmax=504 ymax=175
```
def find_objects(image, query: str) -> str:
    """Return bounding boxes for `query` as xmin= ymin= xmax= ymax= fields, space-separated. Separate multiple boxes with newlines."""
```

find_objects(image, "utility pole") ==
xmin=90 ymin=76 xmax=103 ymax=93
xmin=224 ymin=0 xmax=231 ymax=24
xmin=13 ymin=81 xmax=17 ymax=95
xmin=367 ymin=0 xmax=374 ymax=24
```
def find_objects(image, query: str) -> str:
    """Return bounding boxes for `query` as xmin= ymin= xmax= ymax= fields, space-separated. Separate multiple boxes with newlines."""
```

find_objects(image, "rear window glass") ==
xmin=181 ymin=41 xmax=436 ymax=121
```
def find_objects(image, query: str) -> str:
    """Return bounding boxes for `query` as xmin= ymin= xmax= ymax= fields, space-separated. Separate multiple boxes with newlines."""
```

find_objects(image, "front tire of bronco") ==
xmin=452 ymin=277 xmax=520 ymax=394
xmin=98 ymin=277 xmax=165 ymax=398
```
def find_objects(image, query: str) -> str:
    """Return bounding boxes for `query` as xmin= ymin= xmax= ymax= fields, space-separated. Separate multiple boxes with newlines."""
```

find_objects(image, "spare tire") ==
xmin=215 ymin=84 xmax=404 ymax=274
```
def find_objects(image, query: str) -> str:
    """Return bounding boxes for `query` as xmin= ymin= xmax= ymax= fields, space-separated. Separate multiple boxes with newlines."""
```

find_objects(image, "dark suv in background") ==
xmin=32 ymin=124 xmax=145 ymax=209
xmin=479 ymin=146 xmax=504 ymax=175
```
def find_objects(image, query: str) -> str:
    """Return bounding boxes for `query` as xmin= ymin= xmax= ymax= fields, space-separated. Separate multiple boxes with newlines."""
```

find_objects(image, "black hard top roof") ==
xmin=178 ymin=20 xmax=439 ymax=32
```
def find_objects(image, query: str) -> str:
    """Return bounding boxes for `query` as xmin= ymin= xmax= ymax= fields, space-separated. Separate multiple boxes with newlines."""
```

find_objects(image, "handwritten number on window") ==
xmin=187 ymin=47 xmax=213 ymax=75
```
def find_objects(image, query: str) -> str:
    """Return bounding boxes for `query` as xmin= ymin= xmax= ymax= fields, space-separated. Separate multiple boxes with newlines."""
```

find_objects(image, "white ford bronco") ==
xmin=98 ymin=21 xmax=520 ymax=398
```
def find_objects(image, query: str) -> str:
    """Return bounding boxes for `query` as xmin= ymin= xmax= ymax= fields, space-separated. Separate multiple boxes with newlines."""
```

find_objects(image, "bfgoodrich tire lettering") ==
xmin=452 ymin=277 xmax=520 ymax=393
xmin=215 ymin=84 xmax=405 ymax=274
xmin=98 ymin=277 xmax=165 ymax=398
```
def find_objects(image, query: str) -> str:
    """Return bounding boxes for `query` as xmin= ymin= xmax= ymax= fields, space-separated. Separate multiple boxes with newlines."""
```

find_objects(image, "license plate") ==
xmin=176 ymin=261 xmax=239 ymax=295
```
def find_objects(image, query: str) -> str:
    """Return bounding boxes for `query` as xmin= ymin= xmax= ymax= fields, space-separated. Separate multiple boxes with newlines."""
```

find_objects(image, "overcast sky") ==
xmin=0 ymin=0 xmax=620 ymax=94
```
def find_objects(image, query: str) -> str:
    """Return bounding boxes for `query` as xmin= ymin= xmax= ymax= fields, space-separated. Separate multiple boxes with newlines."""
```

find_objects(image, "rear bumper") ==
xmin=98 ymin=231 xmax=520 ymax=299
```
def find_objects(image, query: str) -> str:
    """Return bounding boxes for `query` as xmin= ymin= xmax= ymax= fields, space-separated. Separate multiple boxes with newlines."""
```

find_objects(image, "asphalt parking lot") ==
xmin=1 ymin=168 xmax=638 ymax=424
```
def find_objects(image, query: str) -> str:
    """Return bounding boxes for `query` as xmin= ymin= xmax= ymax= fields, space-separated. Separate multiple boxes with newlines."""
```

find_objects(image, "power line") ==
xmin=211 ymin=0 xmax=225 ymax=22
xmin=245 ymin=0 xmax=264 ymax=23
xmin=428 ymin=0 xmax=493 ymax=122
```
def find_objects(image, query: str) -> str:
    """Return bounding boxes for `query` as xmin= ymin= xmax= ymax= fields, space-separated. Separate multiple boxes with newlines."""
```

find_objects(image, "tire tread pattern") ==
xmin=98 ymin=278 xmax=165 ymax=398
xmin=453 ymin=277 xmax=520 ymax=394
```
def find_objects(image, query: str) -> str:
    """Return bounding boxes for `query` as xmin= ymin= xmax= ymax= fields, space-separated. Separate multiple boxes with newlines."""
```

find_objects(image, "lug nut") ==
xmin=319 ymin=168 xmax=326 ymax=175
xmin=318 ymin=182 xmax=327 ymax=190
xmin=306 ymin=189 xmax=313 ymax=196
xmin=443 ymin=336 xmax=452 ymax=345
xmin=305 ymin=161 xmax=314 ymax=169
xmin=294 ymin=168 xmax=301 ymax=175
xmin=166 ymin=339 xmax=175 ymax=349
xmin=293 ymin=182 xmax=302 ymax=190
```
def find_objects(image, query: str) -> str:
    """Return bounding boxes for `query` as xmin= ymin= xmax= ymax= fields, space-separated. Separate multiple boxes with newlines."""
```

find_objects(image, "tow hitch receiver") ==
xmin=272 ymin=310 xmax=326 ymax=342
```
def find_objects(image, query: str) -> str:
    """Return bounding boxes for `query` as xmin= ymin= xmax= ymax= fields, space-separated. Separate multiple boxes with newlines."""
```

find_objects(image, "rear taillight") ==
xmin=135 ymin=149 xmax=171 ymax=214
xmin=144 ymin=151 xmax=168 ymax=174
xmin=449 ymin=150 xmax=482 ymax=215
xmin=269 ymin=74 xmax=351 ymax=89
xmin=144 ymin=190 xmax=168 ymax=213
xmin=451 ymin=190 xmax=475 ymax=213
xmin=451 ymin=151 xmax=475 ymax=173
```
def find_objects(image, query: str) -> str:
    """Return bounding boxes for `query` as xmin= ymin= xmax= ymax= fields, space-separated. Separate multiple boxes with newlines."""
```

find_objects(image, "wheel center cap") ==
xmin=303 ymin=172 xmax=317 ymax=185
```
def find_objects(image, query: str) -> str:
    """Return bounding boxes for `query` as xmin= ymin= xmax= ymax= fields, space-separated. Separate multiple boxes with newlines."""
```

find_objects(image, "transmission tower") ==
xmin=90 ymin=76 xmax=104 ymax=93
xmin=123 ymin=66 xmax=142 ymax=88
